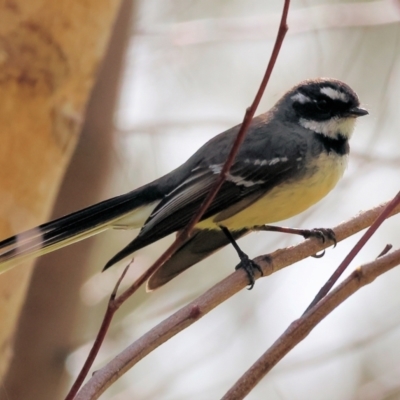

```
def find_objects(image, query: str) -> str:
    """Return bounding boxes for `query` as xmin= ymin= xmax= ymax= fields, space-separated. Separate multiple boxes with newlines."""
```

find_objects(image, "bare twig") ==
xmin=74 ymin=198 xmax=400 ymax=400
xmin=271 ymin=316 xmax=400 ymax=376
xmin=305 ymin=190 xmax=400 ymax=312
xmin=377 ymin=244 xmax=392 ymax=258
xmin=66 ymin=1 xmax=291 ymax=397
xmin=222 ymin=248 xmax=400 ymax=400
xmin=64 ymin=264 xmax=130 ymax=400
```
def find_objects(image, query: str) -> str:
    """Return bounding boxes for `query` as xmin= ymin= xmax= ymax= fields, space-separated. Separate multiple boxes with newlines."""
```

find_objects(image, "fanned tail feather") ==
xmin=0 ymin=190 xmax=152 ymax=273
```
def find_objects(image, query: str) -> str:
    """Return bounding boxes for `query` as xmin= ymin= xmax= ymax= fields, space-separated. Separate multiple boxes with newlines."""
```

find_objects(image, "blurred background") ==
xmin=3 ymin=0 xmax=400 ymax=399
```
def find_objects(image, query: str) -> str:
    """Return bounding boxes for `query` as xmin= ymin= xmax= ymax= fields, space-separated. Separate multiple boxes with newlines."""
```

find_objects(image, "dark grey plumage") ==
xmin=0 ymin=78 xmax=367 ymax=288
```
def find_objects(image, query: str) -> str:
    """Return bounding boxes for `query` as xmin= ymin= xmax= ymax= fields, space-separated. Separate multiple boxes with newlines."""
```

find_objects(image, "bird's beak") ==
xmin=347 ymin=107 xmax=369 ymax=117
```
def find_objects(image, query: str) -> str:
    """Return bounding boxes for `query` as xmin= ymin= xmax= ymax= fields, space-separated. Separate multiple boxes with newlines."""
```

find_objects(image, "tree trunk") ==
xmin=0 ymin=0 xmax=122 ymax=382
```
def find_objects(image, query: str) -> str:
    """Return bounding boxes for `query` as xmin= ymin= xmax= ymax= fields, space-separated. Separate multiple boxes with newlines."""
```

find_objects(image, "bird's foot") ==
xmin=235 ymin=252 xmax=263 ymax=290
xmin=301 ymin=228 xmax=336 ymax=246
xmin=301 ymin=228 xmax=336 ymax=258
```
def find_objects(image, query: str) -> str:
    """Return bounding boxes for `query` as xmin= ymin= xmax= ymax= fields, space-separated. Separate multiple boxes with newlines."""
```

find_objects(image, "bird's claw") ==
xmin=311 ymin=250 xmax=325 ymax=258
xmin=302 ymin=228 xmax=337 ymax=247
xmin=235 ymin=254 xmax=263 ymax=290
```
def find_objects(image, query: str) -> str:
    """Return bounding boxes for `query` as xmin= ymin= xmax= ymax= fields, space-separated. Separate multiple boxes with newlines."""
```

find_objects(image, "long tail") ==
xmin=0 ymin=188 xmax=160 ymax=274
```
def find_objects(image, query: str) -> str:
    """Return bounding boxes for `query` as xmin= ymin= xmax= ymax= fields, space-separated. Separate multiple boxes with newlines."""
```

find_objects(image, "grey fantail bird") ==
xmin=0 ymin=78 xmax=368 ymax=290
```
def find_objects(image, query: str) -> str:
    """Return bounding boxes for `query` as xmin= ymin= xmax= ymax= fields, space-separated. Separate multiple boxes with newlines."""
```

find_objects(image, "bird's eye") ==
xmin=316 ymin=99 xmax=329 ymax=112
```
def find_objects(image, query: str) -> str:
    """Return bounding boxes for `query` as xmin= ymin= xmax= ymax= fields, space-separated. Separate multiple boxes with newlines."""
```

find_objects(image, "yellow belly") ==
xmin=196 ymin=153 xmax=347 ymax=230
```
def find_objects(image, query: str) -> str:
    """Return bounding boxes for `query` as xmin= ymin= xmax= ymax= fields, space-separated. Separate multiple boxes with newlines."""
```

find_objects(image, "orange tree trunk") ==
xmin=0 ymin=0 xmax=122 ymax=379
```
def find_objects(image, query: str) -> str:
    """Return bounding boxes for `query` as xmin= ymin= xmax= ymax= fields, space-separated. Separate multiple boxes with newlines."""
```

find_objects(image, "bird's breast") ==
xmin=197 ymin=152 xmax=348 ymax=230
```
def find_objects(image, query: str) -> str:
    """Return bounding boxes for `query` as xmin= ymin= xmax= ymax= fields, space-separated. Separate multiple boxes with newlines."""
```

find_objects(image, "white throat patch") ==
xmin=299 ymin=116 xmax=356 ymax=139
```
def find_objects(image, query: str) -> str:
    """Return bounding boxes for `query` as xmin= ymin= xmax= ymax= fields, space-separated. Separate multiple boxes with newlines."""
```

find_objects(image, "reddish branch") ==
xmin=222 ymin=248 xmax=400 ymax=400
xmin=64 ymin=265 xmax=130 ymax=400
xmin=65 ymin=1 xmax=291 ymax=398
xmin=305 ymin=190 xmax=400 ymax=312
xmin=74 ymin=198 xmax=400 ymax=399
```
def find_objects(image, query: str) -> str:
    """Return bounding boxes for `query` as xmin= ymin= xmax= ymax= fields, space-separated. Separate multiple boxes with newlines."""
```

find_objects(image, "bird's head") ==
xmin=276 ymin=78 xmax=368 ymax=140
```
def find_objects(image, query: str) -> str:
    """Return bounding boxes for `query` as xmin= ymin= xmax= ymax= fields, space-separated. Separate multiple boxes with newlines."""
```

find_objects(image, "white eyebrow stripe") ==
xmin=320 ymin=87 xmax=348 ymax=102
xmin=291 ymin=92 xmax=311 ymax=104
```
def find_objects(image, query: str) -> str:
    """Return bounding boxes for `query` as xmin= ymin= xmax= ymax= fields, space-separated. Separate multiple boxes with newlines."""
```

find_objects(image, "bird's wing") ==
xmin=103 ymin=157 xmax=298 ymax=269
xmin=143 ymin=158 xmax=295 ymax=236
xmin=146 ymin=228 xmax=250 ymax=290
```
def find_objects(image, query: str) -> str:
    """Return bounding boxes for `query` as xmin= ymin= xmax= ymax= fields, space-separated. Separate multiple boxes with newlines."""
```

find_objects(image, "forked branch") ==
xmin=222 ymin=248 xmax=400 ymax=399
xmin=75 ymin=198 xmax=400 ymax=399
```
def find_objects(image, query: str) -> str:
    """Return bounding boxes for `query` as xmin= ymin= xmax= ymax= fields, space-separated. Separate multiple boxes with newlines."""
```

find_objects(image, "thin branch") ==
xmin=270 ymin=316 xmax=400 ymax=376
xmin=377 ymin=244 xmax=392 ymax=258
xmin=222 ymin=248 xmax=400 ymax=400
xmin=305 ymin=190 xmax=400 ymax=312
xmin=74 ymin=198 xmax=400 ymax=400
xmin=64 ymin=264 xmax=130 ymax=400
xmin=66 ymin=1 xmax=291 ymax=397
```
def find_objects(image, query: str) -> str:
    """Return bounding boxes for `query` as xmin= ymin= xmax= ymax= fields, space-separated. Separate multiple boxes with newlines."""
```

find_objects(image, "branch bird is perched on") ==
xmin=0 ymin=78 xmax=368 ymax=290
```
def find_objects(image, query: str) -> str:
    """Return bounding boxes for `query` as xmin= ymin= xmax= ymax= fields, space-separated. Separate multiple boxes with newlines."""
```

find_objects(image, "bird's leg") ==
xmin=253 ymin=225 xmax=336 ymax=245
xmin=252 ymin=225 xmax=337 ymax=258
xmin=220 ymin=226 xmax=263 ymax=290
